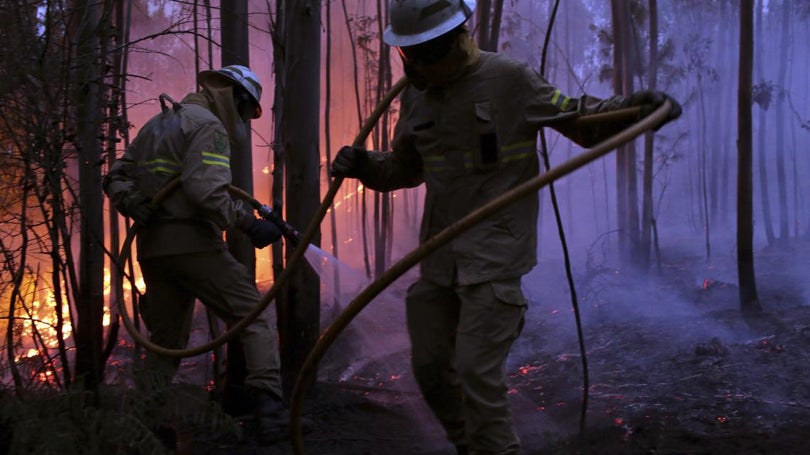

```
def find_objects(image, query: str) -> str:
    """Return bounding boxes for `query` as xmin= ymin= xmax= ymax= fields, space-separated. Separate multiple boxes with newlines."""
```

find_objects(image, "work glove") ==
xmin=330 ymin=145 xmax=369 ymax=178
xmin=239 ymin=213 xmax=283 ymax=249
xmin=114 ymin=191 xmax=157 ymax=226
xmin=625 ymin=90 xmax=682 ymax=130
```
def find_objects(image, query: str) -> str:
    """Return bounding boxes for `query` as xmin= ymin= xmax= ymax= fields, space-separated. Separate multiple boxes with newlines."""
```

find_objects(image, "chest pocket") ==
xmin=474 ymin=101 xmax=499 ymax=171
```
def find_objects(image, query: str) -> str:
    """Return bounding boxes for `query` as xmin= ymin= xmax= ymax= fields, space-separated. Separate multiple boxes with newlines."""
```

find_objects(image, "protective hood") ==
xmin=182 ymin=80 xmax=249 ymax=148
xmin=404 ymin=31 xmax=481 ymax=90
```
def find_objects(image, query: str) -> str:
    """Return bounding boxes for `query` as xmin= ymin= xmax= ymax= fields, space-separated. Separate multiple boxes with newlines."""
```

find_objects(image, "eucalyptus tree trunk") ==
xmin=323 ymin=0 xmax=342 ymax=303
xmin=475 ymin=0 xmax=504 ymax=52
xmin=610 ymin=0 xmax=639 ymax=265
xmin=639 ymin=0 xmax=658 ymax=271
xmin=341 ymin=0 xmax=372 ymax=278
xmin=717 ymin=1 xmax=737 ymax=226
xmin=737 ymin=0 xmax=762 ymax=316
xmin=270 ymin=0 xmax=286 ymax=299
xmin=219 ymin=0 xmax=255 ymax=415
xmin=73 ymin=0 xmax=109 ymax=391
xmin=754 ymin=0 xmax=775 ymax=246
xmin=278 ymin=0 xmax=322 ymax=400
xmin=774 ymin=0 xmax=791 ymax=243
xmin=373 ymin=0 xmax=393 ymax=278
xmin=101 ymin=0 xmax=130 ymax=369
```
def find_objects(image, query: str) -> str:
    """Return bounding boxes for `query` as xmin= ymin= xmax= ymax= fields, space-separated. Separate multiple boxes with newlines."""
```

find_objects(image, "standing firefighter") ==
xmin=104 ymin=65 xmax=288 ymax=445
xmin=331 ymin=1 xmax=682 ymax=454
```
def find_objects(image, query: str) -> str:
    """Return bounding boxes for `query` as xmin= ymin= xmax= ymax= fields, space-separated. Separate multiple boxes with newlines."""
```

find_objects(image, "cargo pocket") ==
xmin=474 ymin=101 xmax=499 ymax=170
xmin=461 ymin=279 xmax=527 ymax=342
xmin=491 ymin=280 xmax=527 ymax=341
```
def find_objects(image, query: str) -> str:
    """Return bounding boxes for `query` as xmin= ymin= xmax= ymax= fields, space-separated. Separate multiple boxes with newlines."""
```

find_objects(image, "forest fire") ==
xmin=5 ymin=266 xmax=136 ymax=386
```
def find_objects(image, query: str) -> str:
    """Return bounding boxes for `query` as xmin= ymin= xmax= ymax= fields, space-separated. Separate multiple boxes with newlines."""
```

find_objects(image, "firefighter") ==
xmin=330 ymin=1 xmax=682 ymax=454
xmin=103 ymin=65 xmax=288 ymax=445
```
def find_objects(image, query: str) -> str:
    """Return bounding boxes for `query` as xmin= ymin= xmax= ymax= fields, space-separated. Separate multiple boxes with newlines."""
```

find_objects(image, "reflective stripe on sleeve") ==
xmin=500 ymin=141 xmax=536 ymax=163
xmin=551 ymin=89 xmax=571 ymax=110
xmin=144 ymin=158 xmax=182 ymax=175
xmin=201 ymin=151 xmax=230 ymax=168
xmin=423 ymin=154 xmax=445 ymax=173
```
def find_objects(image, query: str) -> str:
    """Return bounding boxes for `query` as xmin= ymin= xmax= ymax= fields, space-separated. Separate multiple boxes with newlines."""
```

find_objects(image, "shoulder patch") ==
xmin=214 ymin=131 xmax=229 ymax=154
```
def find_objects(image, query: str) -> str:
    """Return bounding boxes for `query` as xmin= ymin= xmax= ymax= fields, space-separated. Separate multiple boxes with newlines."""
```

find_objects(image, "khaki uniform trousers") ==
xmin=406 ymin=277 xmax=527 ymax=455
xmin=138 ymin=250 xmax=282 ymax=399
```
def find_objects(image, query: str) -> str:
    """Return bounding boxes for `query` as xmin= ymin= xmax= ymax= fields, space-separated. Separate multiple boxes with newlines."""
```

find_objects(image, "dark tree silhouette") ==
xmin=737 ymin=0 xmax=762 ymax=316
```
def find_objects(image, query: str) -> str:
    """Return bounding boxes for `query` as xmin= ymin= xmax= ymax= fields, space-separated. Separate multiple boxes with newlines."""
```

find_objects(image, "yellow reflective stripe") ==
xmin=501 ymin=141 xmax=536 ymax=163
xmin=551 ymin=89 xmax=571 ymax=110
xmin=150 ymin=166 xmax=180 ymax=175
xmin=144 ymin=158 xmax=181 ymax=175
xmin=423 ymin=154 xmax=445 ymax=172
xmin=201 ymin=151 xmax=230 ymax=168
xmin=463 ymin=152 xmax=473 ymax=169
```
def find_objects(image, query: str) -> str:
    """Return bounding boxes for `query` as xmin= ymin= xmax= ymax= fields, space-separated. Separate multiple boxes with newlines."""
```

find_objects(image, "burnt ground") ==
xmin=160 ymin=237 xmax=810 ymax=455
xmin=4 ymin=239 xmax=810 ymax=455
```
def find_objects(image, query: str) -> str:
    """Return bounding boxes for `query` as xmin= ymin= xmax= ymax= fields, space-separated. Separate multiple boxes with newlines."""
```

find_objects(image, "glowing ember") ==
xmin=516 ymin=365 xmax=542 ymax=375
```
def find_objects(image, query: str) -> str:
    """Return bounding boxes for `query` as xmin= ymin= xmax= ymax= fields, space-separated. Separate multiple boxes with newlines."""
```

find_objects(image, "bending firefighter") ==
xmin=331 ymin=1 xmax=682 ymax=455
xmin=103 ymin=65 xmax=288 ymax=445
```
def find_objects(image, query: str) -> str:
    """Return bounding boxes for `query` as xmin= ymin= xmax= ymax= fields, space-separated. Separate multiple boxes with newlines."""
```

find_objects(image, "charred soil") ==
xmin=179 ymin=240 xmax=810 ymax=454
xmin=7 ymin=240 xmax=809 ymax=455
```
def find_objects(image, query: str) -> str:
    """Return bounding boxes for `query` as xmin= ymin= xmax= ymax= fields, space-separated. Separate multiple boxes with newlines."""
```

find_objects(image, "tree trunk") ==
xmin=219 ymin=0 xmax=256 ymax=416
xmin=737 ymin=0 xmax=762 ymax=315
xmin=271 ymin=0 xmax=287 ymax=310
xmin=279 ymin=0 xmax=321 ymax=401
xmin=73 ymin=0 xmax=108 ymax=392
xmin=640 ymin=0 xmax=658 ymax=271
xmin=774 ymin=0 xmax=791 ymax=243
xmin=610 ymin=0 xmax=638 ymax=264
xmin=476 ymin=0 xmax=503 ymax=52
xmin=754 ymin=0 xmax=775 ymax=246
xmin=373 ymin=0 xmax=393 ymax=278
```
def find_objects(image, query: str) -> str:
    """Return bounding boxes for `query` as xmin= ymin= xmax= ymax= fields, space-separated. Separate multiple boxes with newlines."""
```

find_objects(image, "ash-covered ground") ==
xmin=179 ymin=239 xmax=810 ymax=455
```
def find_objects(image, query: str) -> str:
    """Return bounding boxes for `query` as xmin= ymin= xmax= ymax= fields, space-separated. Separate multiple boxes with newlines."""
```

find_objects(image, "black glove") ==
xmin=626 ymin=90 xmax=682 ymax=130
xmin=330 ymin=145 xmax=369 ymax=178
xmin=241 ymin=215 xmax=283 ymax=249
xmin=115 ymin=191 xmax=157 ymax=226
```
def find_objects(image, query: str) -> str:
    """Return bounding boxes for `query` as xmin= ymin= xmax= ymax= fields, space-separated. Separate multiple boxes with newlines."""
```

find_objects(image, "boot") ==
xmin=252 ymin=389 xmax=289 ymax=445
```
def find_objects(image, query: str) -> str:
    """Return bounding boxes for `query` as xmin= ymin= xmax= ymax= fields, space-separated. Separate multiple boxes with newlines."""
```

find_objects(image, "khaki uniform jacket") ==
xmin=358 ymin=51 xmax=628 ymax=287
xmin=105 ymin=95 xmax=248 ymax=259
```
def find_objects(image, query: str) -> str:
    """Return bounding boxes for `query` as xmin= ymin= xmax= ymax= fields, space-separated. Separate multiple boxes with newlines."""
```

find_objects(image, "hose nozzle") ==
xmin=258 ymin=205 xmax=304 ymax=246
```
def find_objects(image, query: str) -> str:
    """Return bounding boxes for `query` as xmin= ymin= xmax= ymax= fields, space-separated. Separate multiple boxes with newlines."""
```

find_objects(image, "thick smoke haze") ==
xmin=119 ymin=0 xmax=809 ymax=394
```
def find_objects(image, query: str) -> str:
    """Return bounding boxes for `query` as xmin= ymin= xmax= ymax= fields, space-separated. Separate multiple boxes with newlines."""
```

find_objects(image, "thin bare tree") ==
xmin=737 ymin=0 xmax=762 ymax=316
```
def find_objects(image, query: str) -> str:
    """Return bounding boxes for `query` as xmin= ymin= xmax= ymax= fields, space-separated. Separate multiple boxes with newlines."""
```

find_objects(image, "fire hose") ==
xmin=114 ymin=76 xmax=410 ymax=358
xmin=289 ymin=99 xmax=673 ymax=455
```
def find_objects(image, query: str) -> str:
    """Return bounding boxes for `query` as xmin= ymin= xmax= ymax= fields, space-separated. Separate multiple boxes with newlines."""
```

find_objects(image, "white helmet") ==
xmin=383 ymin=0 xmax=476 ymax=47
xmin=198 ymin=64 xmax=263 ymax=118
